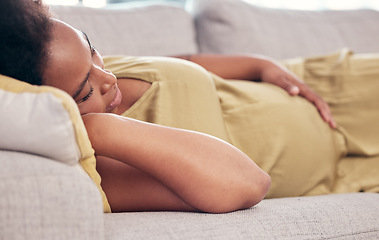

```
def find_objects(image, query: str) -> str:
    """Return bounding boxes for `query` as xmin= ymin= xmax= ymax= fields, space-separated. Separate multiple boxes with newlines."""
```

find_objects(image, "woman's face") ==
xmin=43 ymin=19 xmax=122 ymax=115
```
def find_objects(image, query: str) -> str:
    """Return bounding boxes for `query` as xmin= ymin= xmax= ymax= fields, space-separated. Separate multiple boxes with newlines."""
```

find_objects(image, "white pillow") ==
xmin=0 ymin=76 xmax=82 ymax=164
xmin=0 ymin=75 xmax=110 ymax=212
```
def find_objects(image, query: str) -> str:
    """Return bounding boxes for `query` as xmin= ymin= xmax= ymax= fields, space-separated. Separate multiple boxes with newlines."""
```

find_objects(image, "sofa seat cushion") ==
xmin=104 ymin=193 xmax=379 ymax=239
xmin=194 ymin=0 xmax=379 ymax=59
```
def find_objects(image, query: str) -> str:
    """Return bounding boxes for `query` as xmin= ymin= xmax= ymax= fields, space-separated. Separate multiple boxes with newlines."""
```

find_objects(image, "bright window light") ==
xmin=44 ymin=0 xmax=106 ymax=8
xmin=324 ymin=0 xmax=367 ymax=10
xmin=82 ymin=0 xmax=106 ymax=8
xmin=44 ymin=0 xmax=79 ymax=5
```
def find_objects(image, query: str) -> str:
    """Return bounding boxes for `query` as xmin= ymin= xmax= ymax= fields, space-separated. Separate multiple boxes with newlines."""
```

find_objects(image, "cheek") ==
xmin=77 ymin=95 xmax=105 ymax=115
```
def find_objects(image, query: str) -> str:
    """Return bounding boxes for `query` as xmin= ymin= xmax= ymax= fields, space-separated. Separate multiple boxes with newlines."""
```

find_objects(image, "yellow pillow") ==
xmin=0 ymin=74 xmax=111 ymax=213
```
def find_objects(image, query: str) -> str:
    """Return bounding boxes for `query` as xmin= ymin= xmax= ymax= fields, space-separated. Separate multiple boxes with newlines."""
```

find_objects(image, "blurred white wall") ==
xmin=243 ymin=0 xmax=379 ymax=10
xmin=44 ymin=0 xmax=379 ymax=10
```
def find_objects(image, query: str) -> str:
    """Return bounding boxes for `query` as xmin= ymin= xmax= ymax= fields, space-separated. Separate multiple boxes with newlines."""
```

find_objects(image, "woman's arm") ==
xmin=82 ymin=113 xmax=271 ymax=213
xmin=174 ymin=54 xmax=336 ymax=128
xmin=175 ymin=54 xmax=269 ymax=81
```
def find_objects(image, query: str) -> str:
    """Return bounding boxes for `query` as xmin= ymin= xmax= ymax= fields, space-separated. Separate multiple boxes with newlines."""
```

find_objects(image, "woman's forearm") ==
xmin=82 ymin=113 xmax=271 ymax=213
xmin=173 ymin=54 xmax=336 ymax=128
xmin=173 ymin=54 xmax=273 ymax=80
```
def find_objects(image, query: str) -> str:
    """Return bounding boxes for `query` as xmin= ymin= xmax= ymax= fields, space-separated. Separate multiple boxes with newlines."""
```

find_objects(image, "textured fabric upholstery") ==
xmin=0 ymin=151 xmax=104 ymax=240
xmin=50 ymin=3 xmax=198 ymax=57
xmin=104 ymin=193 xmax=379 ymax=239
xmin=194 ymin=0 xmax=379 ymax=59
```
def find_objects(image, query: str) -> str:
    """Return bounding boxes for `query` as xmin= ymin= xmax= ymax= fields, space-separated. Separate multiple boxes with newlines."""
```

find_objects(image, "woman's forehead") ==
xmin=44 ymin=19 xmax=92 ymax=94
xmin=51 ymin=19 xmax=84 ymax=44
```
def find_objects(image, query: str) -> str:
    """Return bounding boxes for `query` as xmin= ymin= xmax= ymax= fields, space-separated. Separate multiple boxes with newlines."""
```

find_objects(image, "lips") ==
xmin=106 ymin=85 xmax=122 ymax=112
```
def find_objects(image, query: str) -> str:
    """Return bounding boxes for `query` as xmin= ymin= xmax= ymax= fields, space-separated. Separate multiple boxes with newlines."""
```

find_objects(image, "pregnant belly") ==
xmin=220 ymin=81 xmax=340 ymax=197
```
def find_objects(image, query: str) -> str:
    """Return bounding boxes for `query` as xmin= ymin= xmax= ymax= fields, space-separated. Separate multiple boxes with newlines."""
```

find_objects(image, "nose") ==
xmin=98 ymin=68 xmax=117 ymax=95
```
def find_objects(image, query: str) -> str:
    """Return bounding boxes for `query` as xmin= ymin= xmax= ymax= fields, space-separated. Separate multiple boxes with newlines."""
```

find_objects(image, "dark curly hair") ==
xmin=0 ymin=0 xmax=52 ymax=85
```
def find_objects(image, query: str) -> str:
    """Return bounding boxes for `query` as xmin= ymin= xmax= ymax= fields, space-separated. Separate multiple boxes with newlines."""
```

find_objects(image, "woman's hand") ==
xmin=174 ymin=54 xmax=336 ymax=128
xmin=259 ymin=60 xmax=336 ymax=128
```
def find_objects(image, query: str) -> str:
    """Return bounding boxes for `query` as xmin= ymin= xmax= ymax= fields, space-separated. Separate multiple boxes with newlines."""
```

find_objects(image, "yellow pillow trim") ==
xmin=0 ymin=75 xmax=111 ymax=213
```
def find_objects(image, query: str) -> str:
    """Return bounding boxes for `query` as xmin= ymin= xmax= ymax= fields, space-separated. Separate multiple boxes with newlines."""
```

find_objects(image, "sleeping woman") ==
xmin=1 ymin=0 xmax=378 ymax=213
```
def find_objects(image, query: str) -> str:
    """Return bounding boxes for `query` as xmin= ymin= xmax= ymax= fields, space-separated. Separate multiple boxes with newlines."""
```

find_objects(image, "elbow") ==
xmin=233 ymin=171 xmax=271 ymax=213
xmin=200 ymin=172 xmax=271 ymax=214
xmin=242 ymin=171 xmax=271 ymax=210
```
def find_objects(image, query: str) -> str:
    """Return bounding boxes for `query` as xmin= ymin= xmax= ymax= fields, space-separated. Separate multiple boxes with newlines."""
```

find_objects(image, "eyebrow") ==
xmin=82 ymin=31 xmax=94 ymax=52
xmin=71 ymin=32 xmax=93 ymax=99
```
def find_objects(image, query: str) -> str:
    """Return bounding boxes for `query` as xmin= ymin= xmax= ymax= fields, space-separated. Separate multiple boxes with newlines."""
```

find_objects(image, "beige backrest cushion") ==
xmin=50 ymin=3 xmax=198 ymax=57
xmin=194 ymin=0 xmax=379 ymax=59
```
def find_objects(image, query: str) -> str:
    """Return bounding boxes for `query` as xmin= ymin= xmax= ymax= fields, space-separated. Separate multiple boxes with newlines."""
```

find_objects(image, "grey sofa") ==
xmin=1 ymin=0 xmax=379 ymax=239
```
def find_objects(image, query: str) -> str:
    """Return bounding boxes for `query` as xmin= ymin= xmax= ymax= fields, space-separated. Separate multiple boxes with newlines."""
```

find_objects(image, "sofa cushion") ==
xmin=50 ymin=3 xmax=198 ymax=57
xmin=194 ymin=0 xmax=379 ymax=59
xmin=0 ymin=75 xmax=110 ymax=212
xmin=104 ymin=193 xmax=379 ymax=239
xmin=0 ymin=75 xmax=83 ymax=164
xmin=0 ymin=150 xmax=105 ymax=240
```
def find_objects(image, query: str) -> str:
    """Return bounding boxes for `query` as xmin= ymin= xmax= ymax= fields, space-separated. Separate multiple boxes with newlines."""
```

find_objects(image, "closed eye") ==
xmin=77 ymin=85 xmax=94 ymax=104
xmin=73 ymin=31 xmax=96 ymax=104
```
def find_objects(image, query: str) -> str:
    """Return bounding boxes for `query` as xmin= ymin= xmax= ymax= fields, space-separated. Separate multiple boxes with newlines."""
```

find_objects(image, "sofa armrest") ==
xmin=0 ymin=150 xmax=104 ymax=240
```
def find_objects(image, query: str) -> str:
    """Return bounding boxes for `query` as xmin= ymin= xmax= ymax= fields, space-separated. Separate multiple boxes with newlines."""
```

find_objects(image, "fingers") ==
xmin=276 ymin=77 xmax=300 ymax=96
xmin=278 ymin=75 xmax=337 ymax=128
xmin=278 ymin=74 xmax=336 ymax=128
xmin=261 ymin=65 xmax=337 ymax=128
xmin=288 ymin=85 xmax=300 ymax=96
xmin=312 ymin=97 xmax=336 ymax=128
xmin=297 ymin=85 xmax=337 ymax=129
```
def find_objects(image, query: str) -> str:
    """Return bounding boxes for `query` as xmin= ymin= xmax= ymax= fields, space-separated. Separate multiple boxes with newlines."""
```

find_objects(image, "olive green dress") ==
xmin=103 ymin=49 xmax=379 ymax=198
